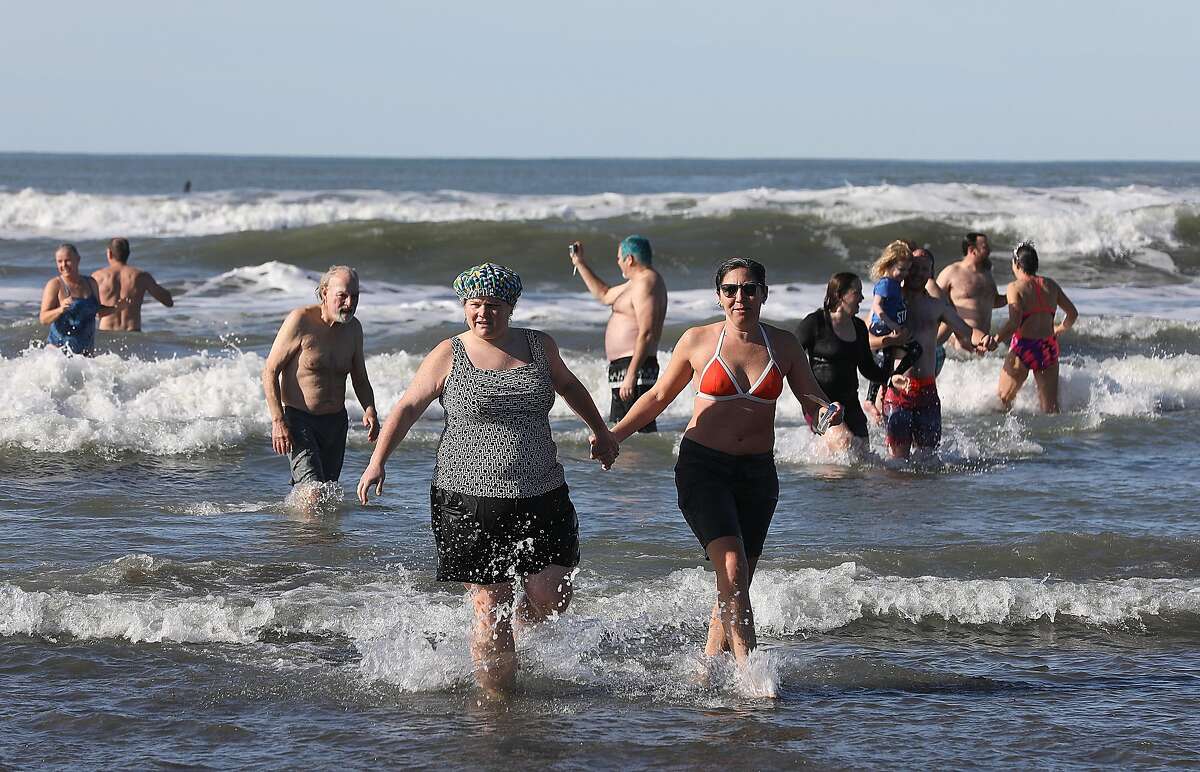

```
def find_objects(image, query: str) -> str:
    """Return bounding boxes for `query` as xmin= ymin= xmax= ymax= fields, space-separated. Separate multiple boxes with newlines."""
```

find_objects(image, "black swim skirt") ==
xmin=430 ymin=483 xmax=579 ymax=586
xmin=674 ymin=437 xmax=779 ymax=560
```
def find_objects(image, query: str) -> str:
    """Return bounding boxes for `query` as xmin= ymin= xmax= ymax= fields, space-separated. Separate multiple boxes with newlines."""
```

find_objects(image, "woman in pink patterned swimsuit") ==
xmin=994 ymin=241 xmax=1078 ymax=413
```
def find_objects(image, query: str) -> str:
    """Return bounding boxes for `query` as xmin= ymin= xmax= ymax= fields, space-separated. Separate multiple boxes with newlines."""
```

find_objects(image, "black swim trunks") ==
xmin=674 ymin=437 xmax=779 ymax=560
xmin=608 ymin=355 xmax=658 ymax=432
xmin=284 ymin=406 xmax=348 ymax=485
xmin=430 ymin=483 xmax=580 ymax=586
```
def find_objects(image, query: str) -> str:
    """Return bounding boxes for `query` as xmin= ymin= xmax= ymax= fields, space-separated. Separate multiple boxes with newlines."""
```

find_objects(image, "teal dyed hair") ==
xmin=619 ymin=235 xmax=653 ymax=266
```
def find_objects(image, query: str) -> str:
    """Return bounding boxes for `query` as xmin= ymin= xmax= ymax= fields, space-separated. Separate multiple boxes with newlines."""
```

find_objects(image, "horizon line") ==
xmin=3 ymin=150 xmax=1199 ymax=165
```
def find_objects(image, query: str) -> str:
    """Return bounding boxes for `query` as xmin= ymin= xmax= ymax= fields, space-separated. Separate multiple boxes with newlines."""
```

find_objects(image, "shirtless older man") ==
xmin=92 ymin=238 xmax=174 ymax=331
xmin=936 ymin=232 xmax=1006 ymax=349
xmin=875 ymin=250 xmax=993 ymax=459
xmin=262 ymin=266 xmax=379 ymax=491
xmin=569 ymin=236 xmax=668 ymax=433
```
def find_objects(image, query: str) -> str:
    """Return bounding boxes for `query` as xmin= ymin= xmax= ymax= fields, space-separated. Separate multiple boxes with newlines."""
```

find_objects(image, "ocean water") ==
xmin=2 ymin=155 xmax=1199 ymax=768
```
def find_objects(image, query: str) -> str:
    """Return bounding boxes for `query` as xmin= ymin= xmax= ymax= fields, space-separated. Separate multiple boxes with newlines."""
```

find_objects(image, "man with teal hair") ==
xmin=569 ymin=235 xmax=668 ymax=432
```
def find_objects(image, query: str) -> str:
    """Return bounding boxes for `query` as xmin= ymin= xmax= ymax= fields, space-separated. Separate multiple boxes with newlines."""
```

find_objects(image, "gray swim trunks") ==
xmin=283 ymin=406 xmax=349 ymax=485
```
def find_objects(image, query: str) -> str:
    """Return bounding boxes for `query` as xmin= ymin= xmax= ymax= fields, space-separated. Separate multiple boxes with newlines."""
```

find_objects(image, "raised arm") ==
xmin=1051 ymin=280 xmax=1078 ymax=337
xmin=357 ymin=340 xmax=454 ymax=503
xmin=140 ymin=272 xmax=174 ymax=307
xmin=568 ymin=241 xmax=623 ymax=304
xmin=261 ymin=310 xmax=304 ymax=455
xmin=349 ymin=322 xmax=379 ymax=442
xmin=611 ymin=327 xmax=700 ymax=442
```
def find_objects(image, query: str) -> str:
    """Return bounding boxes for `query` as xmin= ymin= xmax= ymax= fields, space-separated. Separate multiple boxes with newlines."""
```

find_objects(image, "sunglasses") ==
xmin=719 ymin=282 xmax=765 ymax=299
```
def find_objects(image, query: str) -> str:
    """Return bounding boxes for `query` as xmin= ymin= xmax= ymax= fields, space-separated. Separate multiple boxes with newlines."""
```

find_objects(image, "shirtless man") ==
xmin=92 ymin=238 xmax=174 ymax=331
xmin=262 ymin=266 xmax=379 ymax=495
xmin=935 ymin=232 xmax=1006 ymax=349
xmin=569 ymin=236 xmax=668 ymax=433
xmin=874 ymin=250 xmax=993 ymax=459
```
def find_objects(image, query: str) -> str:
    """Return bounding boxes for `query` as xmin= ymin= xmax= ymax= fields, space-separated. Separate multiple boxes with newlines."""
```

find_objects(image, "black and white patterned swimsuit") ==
xmin=433 ymin=330 xmax=565 ymax=498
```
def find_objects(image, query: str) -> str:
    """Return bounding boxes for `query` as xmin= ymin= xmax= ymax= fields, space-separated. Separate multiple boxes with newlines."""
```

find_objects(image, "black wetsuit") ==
xmin=796 ymin=310 xmax=888 ymax=438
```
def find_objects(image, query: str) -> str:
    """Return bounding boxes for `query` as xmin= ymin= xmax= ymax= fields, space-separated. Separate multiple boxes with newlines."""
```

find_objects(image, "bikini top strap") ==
xmin=758 ymin=323 xmax=776 ymax=362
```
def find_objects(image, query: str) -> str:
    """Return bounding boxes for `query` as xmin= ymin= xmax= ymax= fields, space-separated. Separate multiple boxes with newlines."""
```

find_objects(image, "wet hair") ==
xmin=962 ymin=232 xmax=986 ymax=256
xmin=108 ymin=237 xmax=130 ymax=262
xmin=619 ymin=235 xmax=653 ymax=266
xmin=1013 ymin=241 xmax=1039 ymax=275
xmin=824 ymin=272 xmax=860 ymax=311
xmin=316 ymin=265 xmax=359 ymax=300
xmin=56 ymin=243 xmax=81 ymax=261
xmin=714 ymin=257 xmax=767 ymax=289
xmin=869 ymin=240 xmax=912 ymax=281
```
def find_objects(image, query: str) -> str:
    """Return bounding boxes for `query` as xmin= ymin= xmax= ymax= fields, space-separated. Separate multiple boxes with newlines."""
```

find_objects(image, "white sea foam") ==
xmin=1 ymin=184 xmax=1197 ymax=263
xmin=5 ymin=561 xmax=1199 ymax=694
xmin=1 ymin=333 xmax=1196 ymax=455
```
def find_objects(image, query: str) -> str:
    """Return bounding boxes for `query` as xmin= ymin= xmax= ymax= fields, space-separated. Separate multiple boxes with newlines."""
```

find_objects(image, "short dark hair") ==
xmin=1013 ymin=243 xmax=1039 ymax=275
xmin=962 ymin=232 xmax=986 ymax=256
xmin=714 ymin=257 xmax=767 ymax=288
xmin=108 ymin=237 xmax=130 ymax=262
xmin=824 ymin=272 xmax=860 ymax=311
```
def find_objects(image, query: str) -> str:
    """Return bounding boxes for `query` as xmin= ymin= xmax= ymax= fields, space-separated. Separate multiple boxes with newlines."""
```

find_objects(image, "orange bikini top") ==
xmin=696 ymin=324 xmax=785 ymax=404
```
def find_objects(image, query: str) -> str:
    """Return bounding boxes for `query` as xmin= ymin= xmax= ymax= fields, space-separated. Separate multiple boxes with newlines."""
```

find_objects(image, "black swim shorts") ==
xmin=674 ymin=437 xmax=779 ymax=560
xmin=608 ymin=355 xmax=658 ymax=432
xmin=430 ymin=483 xmax=580 ymax=586
xmin=284 ymin=406 xmax=348 ymax=485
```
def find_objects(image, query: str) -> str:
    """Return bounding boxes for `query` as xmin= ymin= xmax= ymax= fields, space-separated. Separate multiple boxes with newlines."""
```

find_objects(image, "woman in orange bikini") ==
xmin=611 ymin=257 xmax=841 ymax=666
xmin=994 ymin=241 xmax=1078 ymax=413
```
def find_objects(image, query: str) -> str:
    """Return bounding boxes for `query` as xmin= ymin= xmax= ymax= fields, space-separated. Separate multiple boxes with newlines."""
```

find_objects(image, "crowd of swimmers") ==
xmin=35 ymin=231 xmax=1077 ymax=698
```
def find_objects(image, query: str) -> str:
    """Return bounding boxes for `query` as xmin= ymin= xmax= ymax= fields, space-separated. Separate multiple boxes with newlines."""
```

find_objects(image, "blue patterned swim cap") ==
xmin=453 ymin=262 xmax=522 ymax=305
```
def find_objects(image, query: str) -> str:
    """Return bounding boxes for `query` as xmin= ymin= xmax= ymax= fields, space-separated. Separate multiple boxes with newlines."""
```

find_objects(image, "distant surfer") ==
xmin=262 ymin=266 xmax=379 ymax=506
xmin=183 ymin=179 xmax=191 ymax=193
xmin=92 ymin=238 xmax=175 ymax=332
xmin=569 ymin=236 xmax=668 ymax=432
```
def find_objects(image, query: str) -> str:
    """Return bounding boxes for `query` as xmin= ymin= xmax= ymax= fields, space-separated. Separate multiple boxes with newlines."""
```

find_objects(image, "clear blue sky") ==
xmin=4 ymin=0 xmax=1197 ymax=160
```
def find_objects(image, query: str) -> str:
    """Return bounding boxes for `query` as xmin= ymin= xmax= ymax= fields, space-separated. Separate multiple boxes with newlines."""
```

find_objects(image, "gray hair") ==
xmin=316 ymin=265 xmax=359 ymax=300
xmin=56 ymin=243 xmax=81 ymax=261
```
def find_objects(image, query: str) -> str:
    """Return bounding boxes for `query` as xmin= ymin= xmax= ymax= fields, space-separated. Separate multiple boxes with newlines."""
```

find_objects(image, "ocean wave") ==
xmin=6 ymin=561 xmax=1200 ymax=693
xmin=1 ymin=336 xmax=1197 ymax=455
xmin=2 ymin=184 xmax=1197 ymax=264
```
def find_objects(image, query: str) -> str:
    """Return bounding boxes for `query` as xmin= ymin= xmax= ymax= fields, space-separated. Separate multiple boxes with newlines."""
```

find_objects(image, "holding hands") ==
xmin=589 ymin=428 xmax=620 ymax=470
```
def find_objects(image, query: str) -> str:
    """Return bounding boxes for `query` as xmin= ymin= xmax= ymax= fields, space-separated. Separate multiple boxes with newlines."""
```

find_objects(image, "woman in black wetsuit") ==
xmin=796 ymin=272 xmax=888 ymax=452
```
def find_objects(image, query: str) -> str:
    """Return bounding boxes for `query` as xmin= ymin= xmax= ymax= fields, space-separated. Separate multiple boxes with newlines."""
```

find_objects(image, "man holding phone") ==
xmin=569 ymin=236 xmax=668 ymax=433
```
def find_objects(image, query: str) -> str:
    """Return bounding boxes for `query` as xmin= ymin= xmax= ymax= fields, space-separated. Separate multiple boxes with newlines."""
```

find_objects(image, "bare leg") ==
xmin=702 ymin=537 xmax=756 ymax=663
xmin=1032 ymin=362 xmax=1060 ymax=414
xmin=515 ymin=564 xmax=575 ymax=628
xmin=997 ymin=351 xmax=1029 ymax=410
xmin=704 ymin=552 xmax=760 ymax=655
xmin=467 ymin=582 xmax=517 ymax=698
